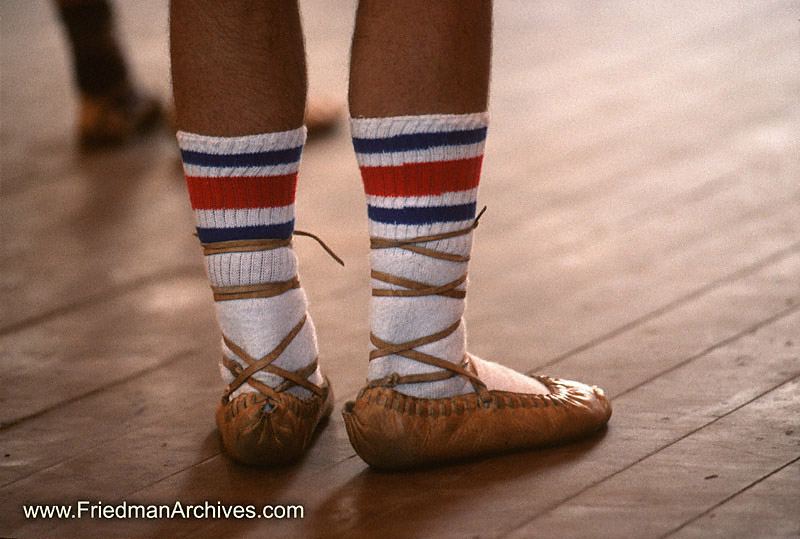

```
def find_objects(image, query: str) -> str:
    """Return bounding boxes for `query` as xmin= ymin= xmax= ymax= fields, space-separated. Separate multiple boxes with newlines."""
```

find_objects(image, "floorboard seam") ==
xmin=659 ymin=455 xmax=800 ymax=539
xmin=613 ymin=302 xmax=800 ymax=400
xmin=119 ymin=452 xmax=223 ymax=502
xmin=1 ymin=434 xmax=125 ymax=491
xmin=503 ymin=373 xmax=800 ymax=536
xmin=0 ymin=349 xmax=196 ymax=431
xmin=532 ymin=241 xmax=800 ymax=372
xmin=118 ymin=445 xmax=363 ymax=508
xmin=0 ymin=265 xmax=202 ymax=337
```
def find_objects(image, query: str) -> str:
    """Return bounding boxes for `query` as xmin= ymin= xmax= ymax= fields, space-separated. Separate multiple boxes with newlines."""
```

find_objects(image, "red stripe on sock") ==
xmin=186 ymin=174 xmax=297 ymax=210
xmin=360 ymin=156 xmax=484 ymax=197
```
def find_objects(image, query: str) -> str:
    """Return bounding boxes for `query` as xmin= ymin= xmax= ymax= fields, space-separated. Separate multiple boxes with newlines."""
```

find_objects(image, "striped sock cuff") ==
xmin=351 ymin=113 xmax=488 ymax=237
xmin=178 ymin=127 xmax=306 ymax=243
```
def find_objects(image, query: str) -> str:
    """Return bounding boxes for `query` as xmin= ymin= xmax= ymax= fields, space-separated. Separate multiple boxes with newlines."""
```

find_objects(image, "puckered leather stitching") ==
xmin=356 ymin=376 xmax=588 ymax=417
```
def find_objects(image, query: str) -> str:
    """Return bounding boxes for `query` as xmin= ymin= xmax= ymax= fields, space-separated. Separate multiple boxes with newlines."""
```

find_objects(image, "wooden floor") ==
xmin=2 ymin=1 xmax=798 ymax=537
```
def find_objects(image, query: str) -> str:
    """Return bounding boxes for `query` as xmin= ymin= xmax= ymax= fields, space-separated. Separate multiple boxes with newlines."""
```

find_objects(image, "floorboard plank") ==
xmin=667 ymin=459 xmax=800 ymax=539
xmin=507 ymin=377 xmax=800 ymax=538
xmin=0 ymin=273 xmax=214 ymax=428
xmin=545 ymin=250 xmax=800 ymax=396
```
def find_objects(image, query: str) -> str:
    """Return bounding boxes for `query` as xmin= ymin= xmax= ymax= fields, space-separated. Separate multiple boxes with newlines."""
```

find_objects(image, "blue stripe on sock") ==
xmin=352 ymin=127 xmax=487 ymax=154
xmin=367 ymin=202 xmax=477 ymax=225
xmin=196 ymin=221 xmax=295 ymax=243
xmin=180 ymin=146 xmax=303 ymax=168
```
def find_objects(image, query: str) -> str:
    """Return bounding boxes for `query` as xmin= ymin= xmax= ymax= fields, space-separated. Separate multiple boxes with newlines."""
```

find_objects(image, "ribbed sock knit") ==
xmin=352 ymin=113 xmax=548 ymax=398
xmin=178 ymin=127 xmax=322 ymax=401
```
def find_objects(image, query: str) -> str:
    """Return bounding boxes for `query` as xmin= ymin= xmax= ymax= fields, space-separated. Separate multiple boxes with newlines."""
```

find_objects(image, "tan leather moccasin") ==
xmin=204 ymin=237 xmax=336 ymax=466
xmin=342 ymin=212 xmax=611 ymax=469
xmin=343 ymin=372 xmax=610 ymax=470
xmin=217 ymin=375 xmax=333 ymax=467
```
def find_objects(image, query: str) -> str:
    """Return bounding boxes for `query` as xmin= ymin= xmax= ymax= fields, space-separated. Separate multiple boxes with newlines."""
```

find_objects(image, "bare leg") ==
xmin=349 ymin=0 xmax=491 ymax=117
xmin=171 ymin=0 xmax=306 ymax=135
xmin=55 ymin=0 xmax=162 ymax=148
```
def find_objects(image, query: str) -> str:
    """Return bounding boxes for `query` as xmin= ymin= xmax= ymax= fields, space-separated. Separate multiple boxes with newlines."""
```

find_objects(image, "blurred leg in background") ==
xmin=55 ymin=0 xmax=163 ymax=149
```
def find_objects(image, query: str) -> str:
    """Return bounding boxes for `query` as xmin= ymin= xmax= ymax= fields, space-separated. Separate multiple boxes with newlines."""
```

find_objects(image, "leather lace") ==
xmin=203 ymin=230 xmax=342 ymax=403
xmin=368 ymin=207 xmax=492 ymax=402
xmin=221 ymin=315 xmax=323 ymax=404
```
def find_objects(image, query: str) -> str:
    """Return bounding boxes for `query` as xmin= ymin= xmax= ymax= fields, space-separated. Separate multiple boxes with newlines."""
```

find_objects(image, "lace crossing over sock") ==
xmin=178 ymin=127 xmax=323 ymax=400
xmin=352 ymin=112 xmax=548 ymax=398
